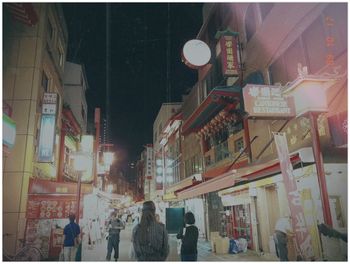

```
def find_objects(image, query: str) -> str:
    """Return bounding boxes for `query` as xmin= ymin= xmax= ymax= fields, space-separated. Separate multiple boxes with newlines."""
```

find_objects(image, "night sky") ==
xmin=62 ymin=3 xmax=203 ymax=164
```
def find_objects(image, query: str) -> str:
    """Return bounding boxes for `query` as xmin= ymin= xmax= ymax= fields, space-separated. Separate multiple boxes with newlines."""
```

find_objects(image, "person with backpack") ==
xmin=132 ymin=201 xmax=169 ymax=261
xmin=176 ymin=212 xmax=199 ymax=261
xmin=62 ymin=213 xmax=81 ymax=261
xmin=106 ymin=211 xmax=125 ymax=261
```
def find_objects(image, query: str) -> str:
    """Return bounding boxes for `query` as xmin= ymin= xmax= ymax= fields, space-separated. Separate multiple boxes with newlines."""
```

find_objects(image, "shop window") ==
xmin=245 ymin=4 xmax=257 ymax=42
xmin=41 ymin=71 xmax=49 ymax=92
xmin=234 ymin=137 xmax=244 ymax=153
xmin=260 ymin=3 xmax=274 ymax=21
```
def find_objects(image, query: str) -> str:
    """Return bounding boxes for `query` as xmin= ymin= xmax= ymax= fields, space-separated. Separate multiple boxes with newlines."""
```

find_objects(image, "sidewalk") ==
xmin=82 ymin=224 xmax=279 ymax=261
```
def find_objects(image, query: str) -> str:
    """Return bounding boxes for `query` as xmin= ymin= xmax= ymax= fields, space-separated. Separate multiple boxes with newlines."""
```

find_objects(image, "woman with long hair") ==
xmin=132 ymin=201 xmax=169 ymax=261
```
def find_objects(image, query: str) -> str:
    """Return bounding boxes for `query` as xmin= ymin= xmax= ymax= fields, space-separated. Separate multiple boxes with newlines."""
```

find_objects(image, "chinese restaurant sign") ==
xmin=274 ymin=132 xmax=314 ymax=260
xmin=145 ymin=145 xmax=154 ymax=179
xmin=243 ymin=84 xmax=295 ymax=118
xmin=37 ymin=93 xmax=58 ymax=162
xmin=218 ymin=35 xmax=239 ymax=76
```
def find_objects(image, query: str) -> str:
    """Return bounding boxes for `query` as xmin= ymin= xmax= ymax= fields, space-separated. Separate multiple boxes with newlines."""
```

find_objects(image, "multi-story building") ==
xmin=3 ymin=3 xmax=69 ymax=255
xmin=168 ymin=3 xmax=346 ymax=261
xmin=63 ymin=61 xmax=88 ymax=134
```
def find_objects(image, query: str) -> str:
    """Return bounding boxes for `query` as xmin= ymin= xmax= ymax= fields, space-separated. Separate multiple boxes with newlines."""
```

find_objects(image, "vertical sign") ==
xmin=38 ymin=93 xmax=58 ymax=162
xmin=274 ymin=132 xmax=314 ymax=260
xmin=145 ymin=146 xmax=154 ymax=179
xmin=325 ymin=15 xmax=335 ymax=66
xmin=219 ymin=35 xmax=239 ymax=76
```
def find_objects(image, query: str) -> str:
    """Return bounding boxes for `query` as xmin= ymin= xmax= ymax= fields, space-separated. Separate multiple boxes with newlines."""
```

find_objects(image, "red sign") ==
xmin=243 ymin=84 xmax=295 ymax=119
xmin=27 ymin=195 xmax=83 ymax=219
xmin=274 ymin=133 xmax=314 ymax=259
xmin=219 ymin=35 xmax=239 ymax=76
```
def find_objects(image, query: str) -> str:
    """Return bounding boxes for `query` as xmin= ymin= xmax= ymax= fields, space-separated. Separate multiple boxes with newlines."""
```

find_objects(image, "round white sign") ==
xmin=182 ymin=39 xmax=211 ymax=69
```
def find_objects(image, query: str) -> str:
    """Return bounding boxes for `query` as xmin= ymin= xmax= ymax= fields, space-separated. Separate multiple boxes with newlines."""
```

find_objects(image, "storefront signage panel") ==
xmin=27 ymin=195 xmax=83 ymax=219
xmin=37 ymin=114 xmax=56 ymax=162
xmin=219 ymin=35 xmax=240 ymax=76
xmin=274 ymin=132 xmax=314 ymax=259
xmin=243 ymin=84 xmax=295 ymax=118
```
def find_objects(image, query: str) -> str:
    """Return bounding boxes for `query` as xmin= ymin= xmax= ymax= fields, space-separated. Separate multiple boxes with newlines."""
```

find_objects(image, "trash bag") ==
xmin=229 ymin=239 xmax=239 ymax=254
xmin=237 ymin=238 xmax=248 ymax=253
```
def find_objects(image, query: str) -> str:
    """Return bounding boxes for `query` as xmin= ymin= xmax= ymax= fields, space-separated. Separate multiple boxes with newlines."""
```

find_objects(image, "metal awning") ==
xmin=182 ymin=86 xmax=241 ymax=135
xmin=176 ymin=154 xmax=300 ymax=200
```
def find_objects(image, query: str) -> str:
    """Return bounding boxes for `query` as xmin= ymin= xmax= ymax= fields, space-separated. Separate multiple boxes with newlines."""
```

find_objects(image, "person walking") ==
xmin=62 ymin=213 xmax=81 ymax=261
xmin=106 ymin=211 xmax=125 ymax=261
xmin=176 ymin=212 xmax=199 ymax=261
xmin=132 ymin=201 xmax=169 ymax=261
xmin=273 ymin=215 xmax=293 ymax=261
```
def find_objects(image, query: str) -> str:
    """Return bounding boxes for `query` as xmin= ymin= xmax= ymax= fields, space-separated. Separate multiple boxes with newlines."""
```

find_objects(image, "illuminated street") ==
xmin=3 ymin=2 xmax=347 ymax=262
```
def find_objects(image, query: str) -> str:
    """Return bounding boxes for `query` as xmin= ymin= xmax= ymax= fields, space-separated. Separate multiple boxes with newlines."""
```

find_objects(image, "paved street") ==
xmin=82 ymin=224 xmax=279 ymax=261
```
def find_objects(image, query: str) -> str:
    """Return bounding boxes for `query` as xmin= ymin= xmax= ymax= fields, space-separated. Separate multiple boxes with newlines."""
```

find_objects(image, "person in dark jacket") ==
xmin=177 ymin=212 xmax=199 ymax=261
xmin=132 ymin=201 xmax=169 ymax=261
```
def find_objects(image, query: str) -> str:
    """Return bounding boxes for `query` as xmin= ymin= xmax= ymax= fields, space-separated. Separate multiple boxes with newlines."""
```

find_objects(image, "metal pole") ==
xmin=76 ymin=172 xmax=82 ymax=224
xmin=308 ymin=112 xmax=333 ymax=226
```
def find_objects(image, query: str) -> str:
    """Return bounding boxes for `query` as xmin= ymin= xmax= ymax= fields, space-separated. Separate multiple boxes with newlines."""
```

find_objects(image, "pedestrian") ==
xmin=106 ymin=211 xmax=125 ymax=261
xmin=273 ymin=215 xmax=293 ymax=261
xmin=176 ymin=212 xmax=199 ymax=261
xmin=62 ymin=212 xmax=81 ymax=261
xmin=132 ymin=201 xmax=169 ymax=261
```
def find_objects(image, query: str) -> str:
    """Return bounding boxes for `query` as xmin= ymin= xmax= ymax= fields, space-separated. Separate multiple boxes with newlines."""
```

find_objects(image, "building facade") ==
xmin=158 ymin=2 xmax=346 ymax=260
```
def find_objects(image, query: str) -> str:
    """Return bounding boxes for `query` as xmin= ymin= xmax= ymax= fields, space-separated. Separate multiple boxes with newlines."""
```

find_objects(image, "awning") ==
xmin=163 ymin=174 xmax=202 ymax=201
xmin=182 ymin=86 xmax=241 ymax=135
xmin=203 ymin=159 xmax=248 ymax=179
xmin=5 ymin=3 xmax=38 ymax=26
xmin=176 ymin=154 xmax=300 ymax=200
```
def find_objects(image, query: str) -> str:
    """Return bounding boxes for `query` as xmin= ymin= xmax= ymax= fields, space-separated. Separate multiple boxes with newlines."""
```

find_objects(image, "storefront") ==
xmin=25 ymin=179 xmax=92 ymax=259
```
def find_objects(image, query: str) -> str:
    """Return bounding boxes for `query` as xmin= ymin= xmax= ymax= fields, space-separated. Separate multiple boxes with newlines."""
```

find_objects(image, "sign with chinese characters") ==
xmin=325 ymin=15 xmax=335 ymax=66
xmin=218 ymin=35 xmax=240 ymax=76
xmin=38 ymin=93 xmax=58 ymax=162
xmin=145 ymin=146 xmax=154 ymax=179
xmin=37 ymin=114 xmax=56 ymax=162
xmin=243 ymin=84 xmax=295 ymax=118
xmin=274 ymin=132 xmax=314 ymax=260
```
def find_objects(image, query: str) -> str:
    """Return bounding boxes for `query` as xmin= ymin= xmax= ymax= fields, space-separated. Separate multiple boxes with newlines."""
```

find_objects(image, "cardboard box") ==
xmin=215 ymin=237 xmax=230 ymax=254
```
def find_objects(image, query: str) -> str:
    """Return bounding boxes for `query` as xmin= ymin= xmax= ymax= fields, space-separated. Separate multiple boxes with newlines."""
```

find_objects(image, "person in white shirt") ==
xmin=274 ymin=216 xmax=293 ymax=261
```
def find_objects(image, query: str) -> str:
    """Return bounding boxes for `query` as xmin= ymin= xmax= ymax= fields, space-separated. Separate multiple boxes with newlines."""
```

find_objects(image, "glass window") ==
xmin=41 ymin=71 xmax=49 ymax=92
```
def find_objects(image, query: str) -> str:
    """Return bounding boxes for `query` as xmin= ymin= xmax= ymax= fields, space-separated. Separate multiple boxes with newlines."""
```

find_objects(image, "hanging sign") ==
xmin=38 ymin=93 xmax=58 ymax=162
xmin=218 ymin=35 xmax=240 ymax=76
xmin=274 ymin=132 xmax=314 ymax=260
xmin=145 ymin=146 xmax=154 ymax=179
xmin=243 ymin=84 xmax=295 ymax=118
xmin=182 ymin=39 xmax=211 ymax=69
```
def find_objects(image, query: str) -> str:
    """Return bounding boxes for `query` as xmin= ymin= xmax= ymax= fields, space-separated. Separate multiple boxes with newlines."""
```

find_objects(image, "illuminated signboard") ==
xmin=243 ymin=84 xmax=295 ymax=119
xmin=37 ymin=114 xmax=56 ymax=162
xmin=218 ymin=35 xmax=240 ymax=76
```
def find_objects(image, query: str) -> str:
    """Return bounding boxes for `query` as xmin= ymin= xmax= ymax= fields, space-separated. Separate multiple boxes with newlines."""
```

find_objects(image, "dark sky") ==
xmin=62 ymin=3 xmax=203 ymax=163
